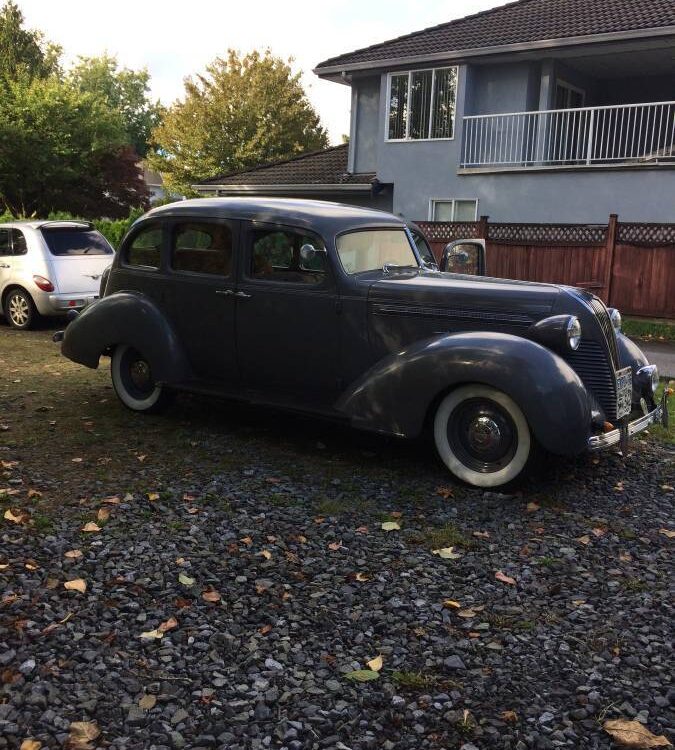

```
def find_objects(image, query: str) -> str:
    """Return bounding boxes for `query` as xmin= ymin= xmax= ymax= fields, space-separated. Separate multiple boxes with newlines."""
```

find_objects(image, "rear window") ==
xmin=41 ymin=228 xmax=113 ymax=256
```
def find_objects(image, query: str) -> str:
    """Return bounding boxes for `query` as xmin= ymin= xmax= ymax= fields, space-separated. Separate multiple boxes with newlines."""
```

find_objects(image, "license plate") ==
xmin=616 ymin=366 xmax=632 ymax=419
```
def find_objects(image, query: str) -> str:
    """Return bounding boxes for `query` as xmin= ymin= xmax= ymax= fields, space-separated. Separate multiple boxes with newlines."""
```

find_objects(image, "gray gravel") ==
xmin=1 ymin=410 xmax=673 ymax=749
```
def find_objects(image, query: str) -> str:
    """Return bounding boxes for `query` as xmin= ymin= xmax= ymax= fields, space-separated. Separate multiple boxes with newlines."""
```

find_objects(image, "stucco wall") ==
xmin=347 ymin=63 xmax=675 ymax=223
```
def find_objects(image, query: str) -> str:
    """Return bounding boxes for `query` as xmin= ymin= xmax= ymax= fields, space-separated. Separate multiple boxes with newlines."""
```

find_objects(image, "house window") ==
xmin=387 ymin=67 xmax=457 ymax=141
xmin=555 ymin=80 xmax=585 ymax=110
xmin=429 ymin=199 xmax=478 ymax=222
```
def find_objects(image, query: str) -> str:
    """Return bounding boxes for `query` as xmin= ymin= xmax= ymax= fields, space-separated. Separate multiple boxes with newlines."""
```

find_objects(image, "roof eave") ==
xmin=192 ymin=183 xmax=374 ymax=193
xmin=314 ymin=25 xmax=675 ymax=78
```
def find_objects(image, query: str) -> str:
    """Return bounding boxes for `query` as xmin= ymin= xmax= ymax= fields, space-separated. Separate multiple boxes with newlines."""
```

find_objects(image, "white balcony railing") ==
xmin=461 ymin=101 xmax=675 ymax=169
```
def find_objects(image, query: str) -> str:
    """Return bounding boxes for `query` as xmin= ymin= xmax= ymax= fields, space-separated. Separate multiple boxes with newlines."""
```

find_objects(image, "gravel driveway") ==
xmin=0 ymin=328 xmax=673 ymax=750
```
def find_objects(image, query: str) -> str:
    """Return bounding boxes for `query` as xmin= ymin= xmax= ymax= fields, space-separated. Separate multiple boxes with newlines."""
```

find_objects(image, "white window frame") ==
xmin=554 ymin=79 xmax=586 ymax=109
xmin=428 ymin=198 xmax=479 ymax=222
xmin=385 ymin=66 xmax=458 ymax=143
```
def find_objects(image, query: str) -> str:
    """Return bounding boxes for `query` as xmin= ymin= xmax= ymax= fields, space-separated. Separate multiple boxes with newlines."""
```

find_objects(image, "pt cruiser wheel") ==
xmin=433 ymin=385 xmax=531 ymax=488
xmin=111 ymin=344 xmax=169 ymax=413
xmin=5 ymin=289 xmax=38 ymax=330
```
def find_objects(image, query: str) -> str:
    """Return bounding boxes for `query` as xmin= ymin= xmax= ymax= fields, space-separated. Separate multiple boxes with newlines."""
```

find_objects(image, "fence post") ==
xmin=477 ymin=215 xmax=489 ymax=239
xmin=604 ymin=213 xmax=618 ymax=305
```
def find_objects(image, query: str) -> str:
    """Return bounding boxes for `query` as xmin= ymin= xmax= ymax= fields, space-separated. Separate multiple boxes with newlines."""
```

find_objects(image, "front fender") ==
xmin=61 ymin=292 xmax=191 ymax=385
xmin=336 ymin=332 xmax=592 ymax=455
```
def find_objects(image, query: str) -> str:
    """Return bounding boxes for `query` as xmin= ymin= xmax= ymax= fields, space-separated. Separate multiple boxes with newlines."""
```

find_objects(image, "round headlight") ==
xmin=608 ymin=307 xmax=622 ymax=333
xmin=638 ymin=364 xmax=659 ymax=393
xmin=566 ymin=316 xmax=581 ymax=350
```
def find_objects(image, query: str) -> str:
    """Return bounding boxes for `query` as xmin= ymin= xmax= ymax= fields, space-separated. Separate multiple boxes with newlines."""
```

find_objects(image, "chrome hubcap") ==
xmin=9 ymin=295 xmax=28 ymax=325
xmin=467 ymin=416 xmax=502 ymax=452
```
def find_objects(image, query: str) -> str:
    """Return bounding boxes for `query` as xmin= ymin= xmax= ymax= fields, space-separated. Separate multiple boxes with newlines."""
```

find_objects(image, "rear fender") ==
xmin=61 ymin=291 xmax=190 ymax=385
xmin=336 ymin=332 xmax=592 ymax=455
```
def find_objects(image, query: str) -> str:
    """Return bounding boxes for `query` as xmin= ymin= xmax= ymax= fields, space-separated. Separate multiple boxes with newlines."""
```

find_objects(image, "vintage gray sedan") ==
xmin=57 ymin=198 xmax=668 ymax=488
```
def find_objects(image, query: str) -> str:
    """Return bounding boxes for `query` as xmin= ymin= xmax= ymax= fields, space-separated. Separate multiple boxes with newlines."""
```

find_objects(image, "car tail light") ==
xmin=33 ymin=275 xmax=54 ymax=292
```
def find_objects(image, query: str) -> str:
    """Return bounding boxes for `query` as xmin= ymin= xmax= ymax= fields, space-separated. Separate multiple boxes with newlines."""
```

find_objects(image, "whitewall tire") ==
xmin=433 ymin=384 xmax=532 ymax=488
xmin=111 ymin=344 xmax=167 ymax=413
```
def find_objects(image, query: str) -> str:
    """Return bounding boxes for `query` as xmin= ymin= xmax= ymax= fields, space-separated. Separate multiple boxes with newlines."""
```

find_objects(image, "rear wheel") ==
xmin=433 ymin=384 xmax=532 ymax=488
xmin=4 ymin=288 xmax=39 ymax=330
xmin=110 ymin=344 xmax=171 ymax=413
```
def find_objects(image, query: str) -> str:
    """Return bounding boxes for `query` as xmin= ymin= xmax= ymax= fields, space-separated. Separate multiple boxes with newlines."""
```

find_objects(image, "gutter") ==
xmin=313 ymin=26 xmax=675 ymax=80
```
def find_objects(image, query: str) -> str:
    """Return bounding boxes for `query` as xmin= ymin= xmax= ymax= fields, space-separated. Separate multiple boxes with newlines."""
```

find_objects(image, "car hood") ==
xmin=367 ymin=270 xmax=563 ymax=321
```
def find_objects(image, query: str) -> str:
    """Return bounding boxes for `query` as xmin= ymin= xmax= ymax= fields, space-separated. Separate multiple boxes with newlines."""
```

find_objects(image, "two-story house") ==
xmin=313 ymin=0 xmax=675 ymax=223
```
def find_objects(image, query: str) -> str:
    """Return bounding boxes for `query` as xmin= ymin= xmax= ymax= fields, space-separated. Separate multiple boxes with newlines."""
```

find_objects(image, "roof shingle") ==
xmin=315 ymin=0 xmax=675 ymax=72
xmin=198 ymin=144 xmax=374 ymax=186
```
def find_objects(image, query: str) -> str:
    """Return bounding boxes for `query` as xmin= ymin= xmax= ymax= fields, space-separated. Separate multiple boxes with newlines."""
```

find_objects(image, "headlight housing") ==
xmin=637 ymin=364 xmax=659 ymax=393
xmin=607 ymin=307 xmax=622 ymax=333
xmin=566 ymin=316 xmax=581 ymax=350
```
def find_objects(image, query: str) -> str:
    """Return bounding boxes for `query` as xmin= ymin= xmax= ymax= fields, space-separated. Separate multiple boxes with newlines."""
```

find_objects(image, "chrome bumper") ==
xmin=588 ymin=398 xmax=667 ymax=451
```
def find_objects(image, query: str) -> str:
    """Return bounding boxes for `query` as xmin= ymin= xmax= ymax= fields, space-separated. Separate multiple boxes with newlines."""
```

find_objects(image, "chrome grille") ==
xmin=590 ymin=298 xmax=619 ymax=367
xmin=564 ymin=340 xmax=617 ymax=421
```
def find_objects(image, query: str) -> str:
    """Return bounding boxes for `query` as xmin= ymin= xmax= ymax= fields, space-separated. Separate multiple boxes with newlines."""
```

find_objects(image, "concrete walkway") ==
xmin=633 ymin=339 xmax=675 ymax=379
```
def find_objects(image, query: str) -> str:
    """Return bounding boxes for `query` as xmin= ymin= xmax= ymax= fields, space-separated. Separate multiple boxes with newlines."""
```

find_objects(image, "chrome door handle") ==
xmin=215 ymin=289 xmax=234 ymax=296
xmin=233 ymin=291 xmax=252 ymax=300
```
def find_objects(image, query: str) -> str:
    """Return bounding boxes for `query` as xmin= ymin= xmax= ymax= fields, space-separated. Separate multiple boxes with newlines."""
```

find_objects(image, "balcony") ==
xmin=460 ymin=101 xmax=675 ymax=171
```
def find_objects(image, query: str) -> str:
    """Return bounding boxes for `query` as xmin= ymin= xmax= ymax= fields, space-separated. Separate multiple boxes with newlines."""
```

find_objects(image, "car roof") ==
xmin=143 ymin=197 xmax=405 ymax=234
xmin=0 ymin=220 xmax=94 ymax=230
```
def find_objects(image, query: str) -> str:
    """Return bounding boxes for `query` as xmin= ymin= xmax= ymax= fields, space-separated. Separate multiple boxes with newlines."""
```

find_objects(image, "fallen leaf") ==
xmin=526 ymin=502 xmax=540 ymax=513
xmin=661 ymin=485 xmax=674 ymax=493
xmin=571 ymin=599 xmax=586 ymax=607
xmin=443 ymin=599 xmax=461 ymax=609
xmin=24 ymin=559 xmax=39 ymax=571
xmin=27 ymin=489 xmax=42 ymax=499
xmin=592 ymin=527 xmax=607 ymax=537
xmin=68 ymin=721 xmax=100 ymax=750
xmin=202 ymin=588 xmax=221 ymax=603
xmin=4 ymin=508 xmax=29 ymax=524
xmin=619 ymin=552 xmax=632 ymax=562
xmin=159 ymin=616 xmax=178 ymax=633
xmin=259 ymin=623 xmax=272 ymax=635
xmin=381 ymin=521 xmax=401 ymax=531
xmin=97 ymin=508 xmax=110 ymax=522
xmin=258 ymin=549 xmax=273 ymax=560
xmin=345 ymin=669 xmax=379 ymax=682
xmin=136 ymin=454 xmax=147 ymax=463
xmin=577 ymin=535 xmax=591 ymax=545
xmin=20 ymin=740 xmax=41 ymax=750
xmin=240 ymin=536 xmax=253 ymax=545
xmin=71 ymin=457 xmax=83 ymax=463
xmin=500 ymin=710 xmax=518 ymax=723
xmin=659 ymin=529 xmax=675 ymax=539
xmin=495 ymin=571 xmax=517 ymax=585
xmin=314 ymin=516 xmax=325 ymax=524
xmin=603 ymin=718 xmax=672 ymax=748
xmin=64 ymin=578 xmax=87 ymax=593
xmin=354 ymin=572 xmax=370 ymax=582
xmin=178 ymin=573 xmax=195 ymax=586
xmin=389 ymin=511 xmax=403 ymax=518
xmin=366 ymin=655 xmax=383 ymax=672
xmin=138 ymin=693 xmax=156 ymax=710
xmin=81 ymin=522 xmax=101 ymax=533
xmin=472 ymin=530 xmax=490 ymax=538
xmin=64 ymin=549 xmax=83 ymax=559
xmin=175 ymin=557 xmax=186 ymax=565
xmin=0 ymin=563 xmax=8 ymax=571
xmin=457 ymin=608 xmax=477 ymax=618
xmin=432 ymin=547 xmax=461 ymax=560
xmin=139 ymin=629 xmax=164 ymax=640
xmin=102 ymin=495 xmax=120 ymax=504
xmin=187 ymin=507 xmax=199 ymax=514
xmin=147 ymin=492 xmax=160 ymax=501
xmin=355 ymin=526 xmax=369 ymax=534
xmin=175 ymin=597 xmax=191 ymax=609
xmin=328 ymin=541 xmax=343 ymax=551
xmin=436 ymin=486 xmax=454 ymax=499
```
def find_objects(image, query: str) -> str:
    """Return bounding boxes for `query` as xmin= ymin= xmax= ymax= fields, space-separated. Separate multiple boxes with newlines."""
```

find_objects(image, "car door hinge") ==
xmin=334 ymin=299 xmax=343 ymax=315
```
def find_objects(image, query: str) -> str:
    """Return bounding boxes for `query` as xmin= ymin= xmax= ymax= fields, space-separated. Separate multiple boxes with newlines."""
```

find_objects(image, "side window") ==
xmin=0 ymin=230 xmax=10 ymax=256
xmin=10 ymin=229 xmax=27 ymax=255
xmin=125 ymin=226 xmax=162 ymax=269
xmin=171 ymin=222 xmax=232 ymax=276
xmin=249 ymin=229 xmax=326 ymax=285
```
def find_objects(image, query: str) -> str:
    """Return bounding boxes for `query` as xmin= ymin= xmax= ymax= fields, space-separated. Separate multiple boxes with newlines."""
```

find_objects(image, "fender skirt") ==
xmin=60 ymin=292 xmax=190 ymax=385
xmin=335 ymin=331 xmax=593 ymax=456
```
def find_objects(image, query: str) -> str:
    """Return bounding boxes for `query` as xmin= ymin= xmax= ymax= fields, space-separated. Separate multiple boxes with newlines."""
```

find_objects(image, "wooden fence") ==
xmin=415 ymin=215 xmax=675 ymax=319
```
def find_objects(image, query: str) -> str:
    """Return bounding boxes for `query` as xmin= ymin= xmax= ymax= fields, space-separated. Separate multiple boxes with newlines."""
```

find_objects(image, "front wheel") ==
xmin=433 ymin=384 xmax=532 ymax=488
xmin=110 ymin=344 xmax=171 ymax=413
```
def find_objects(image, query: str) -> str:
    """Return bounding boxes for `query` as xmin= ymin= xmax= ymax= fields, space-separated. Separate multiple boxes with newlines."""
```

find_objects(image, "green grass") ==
xmin=423 ymin=522 xmax=476 ymax=550
xmin=623 ymin=317 xmax=675 ymax=343
xmin=649 ymin=383 xmax=674 ymax=446
xmin=392 ymin=671 xmax=438 ymax=690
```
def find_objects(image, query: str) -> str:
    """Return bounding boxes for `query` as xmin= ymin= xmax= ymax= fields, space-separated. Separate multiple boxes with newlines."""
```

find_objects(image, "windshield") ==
xmin=41 ymin=228 xmax=113 ymax=256
xmin=336 ymin=229 xmax=419 ymax=274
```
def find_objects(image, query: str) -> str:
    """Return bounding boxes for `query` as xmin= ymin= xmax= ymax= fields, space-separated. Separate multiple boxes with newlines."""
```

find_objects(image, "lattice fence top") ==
xmin=617 ymin=223 xmax=675 ymax=247
xmin=487 ymin=223 xmax=607 ymax=246
xmin=415 ymin=221 xmax=480 ymax=241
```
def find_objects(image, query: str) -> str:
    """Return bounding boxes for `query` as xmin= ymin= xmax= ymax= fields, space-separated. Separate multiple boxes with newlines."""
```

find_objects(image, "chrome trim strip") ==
xmin=588 ymin=406 xmax=662 ymax=451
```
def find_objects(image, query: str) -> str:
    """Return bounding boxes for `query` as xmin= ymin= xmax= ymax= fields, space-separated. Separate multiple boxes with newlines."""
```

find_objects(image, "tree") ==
xmin=0 ymin=75 xmax=148 ymax=217
xmin=150 ymin=49 xmax=329 ymax=194
xmin=0 ymin=0 xmax=60 ymax=80
xmin=69 ymin=54 xmax=163 ymax=157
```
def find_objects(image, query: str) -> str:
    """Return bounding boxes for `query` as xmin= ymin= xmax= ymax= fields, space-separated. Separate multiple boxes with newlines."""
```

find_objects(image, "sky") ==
xmin=17 ymin=0 xmax=506 ymax=144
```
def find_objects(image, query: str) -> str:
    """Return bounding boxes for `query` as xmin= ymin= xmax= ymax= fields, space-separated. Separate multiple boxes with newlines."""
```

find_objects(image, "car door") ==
xmin=0 ymin=229 xmax=13 ymax=291
xmin=235 ymin=222 xmax=340 ymax=405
